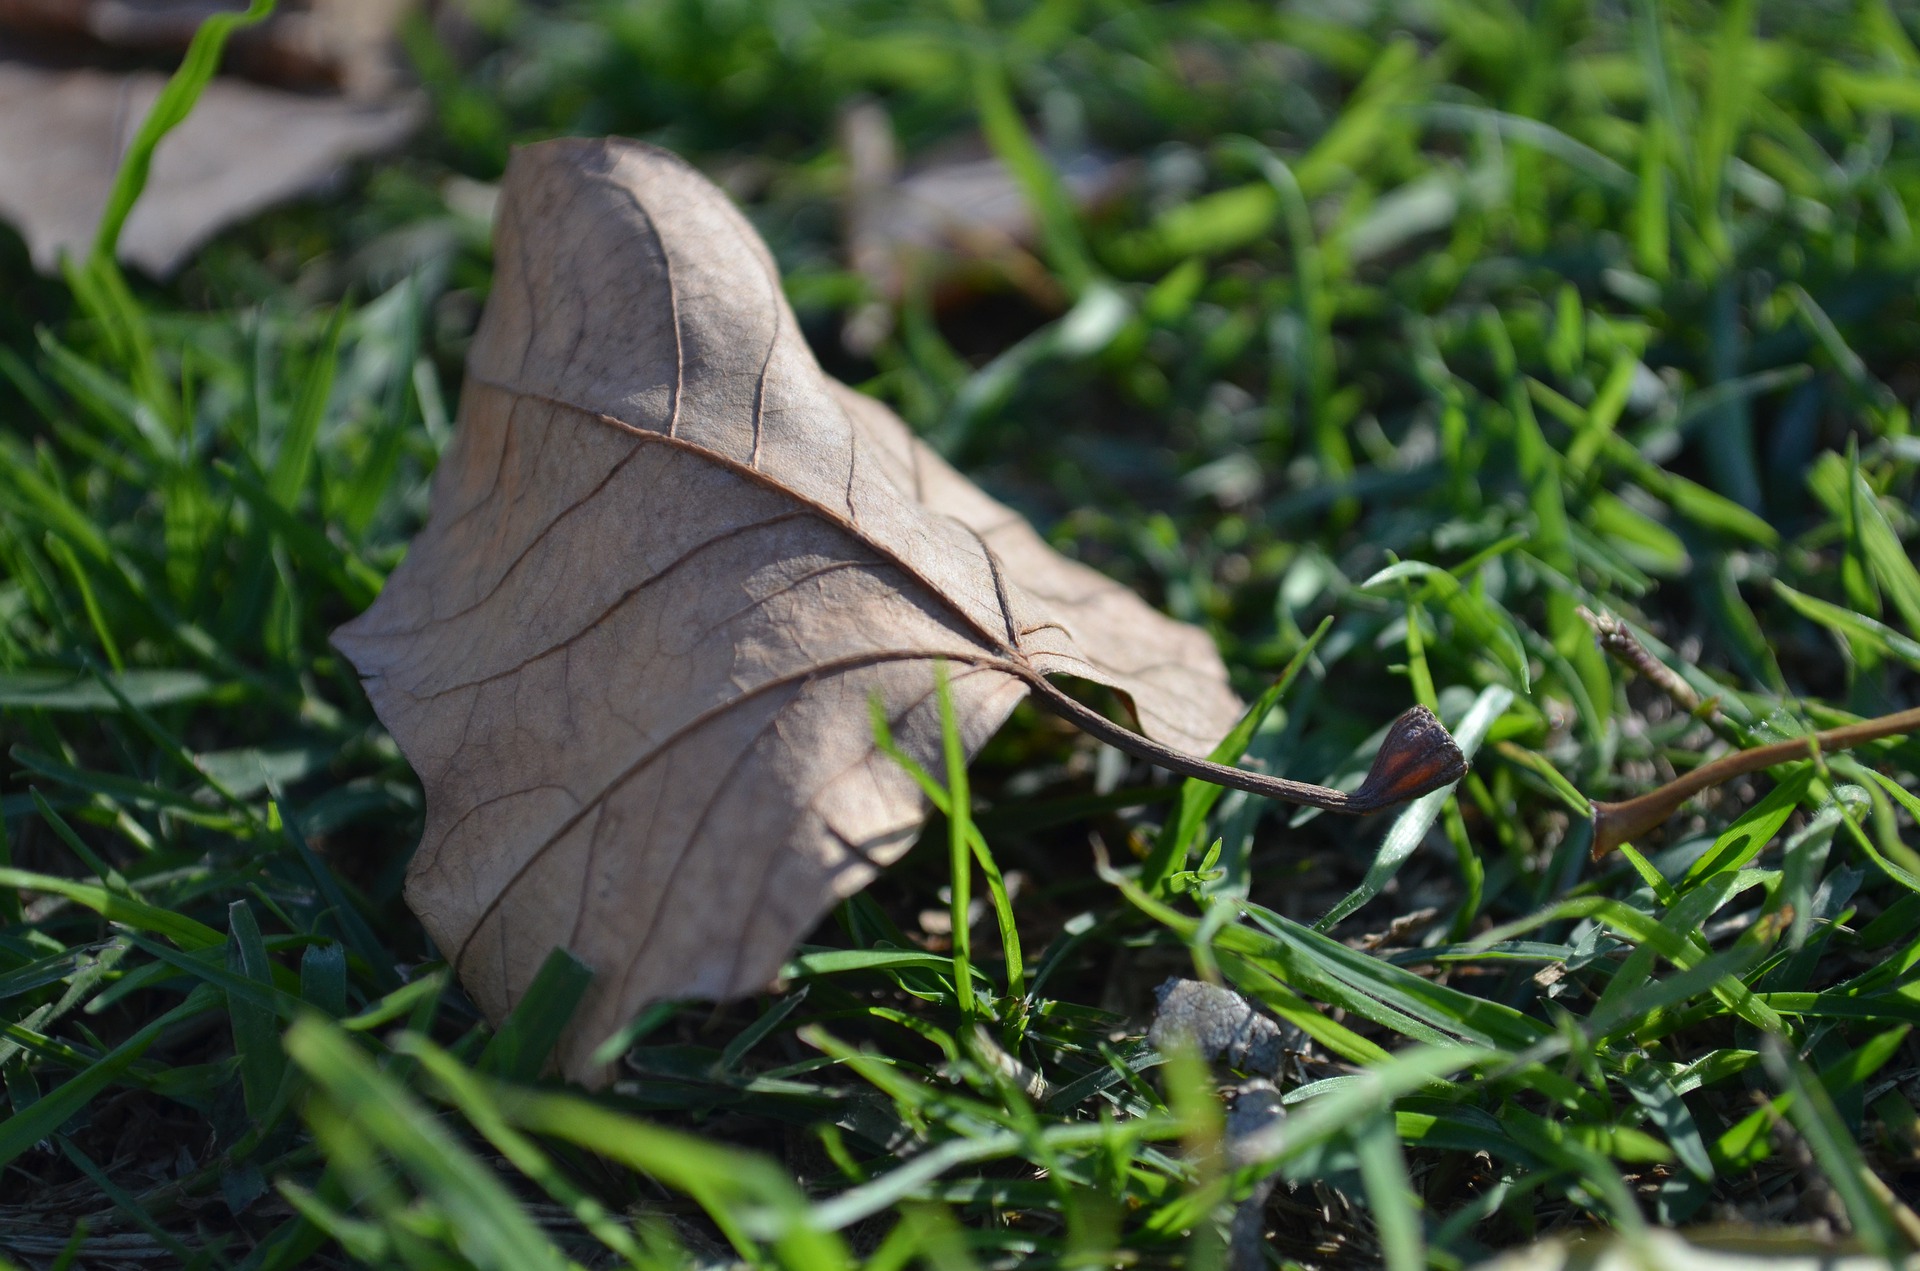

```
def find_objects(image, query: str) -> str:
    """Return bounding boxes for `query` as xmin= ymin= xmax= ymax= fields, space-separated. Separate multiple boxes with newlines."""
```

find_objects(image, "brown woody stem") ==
xmin=1028 ymin=678 xmax=1468 ymax=814
xmin=1590 ymin=705 xmax=1920 ymax=859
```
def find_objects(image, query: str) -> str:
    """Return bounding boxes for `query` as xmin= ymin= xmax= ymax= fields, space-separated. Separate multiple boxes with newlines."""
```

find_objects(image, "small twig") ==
xmin=1577 ymin=605 xmax=1735 ymax=739
xmin=1590 ymin=706 xmax=1920 ymax=859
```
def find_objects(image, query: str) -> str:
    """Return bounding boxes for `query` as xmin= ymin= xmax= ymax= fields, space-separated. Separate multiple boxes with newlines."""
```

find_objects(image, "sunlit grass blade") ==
xmin=936 ymin=662 xmax=975 ymax=1020
xmin=1141 ymin=615 xmax=1333 ymax=893
xmin=86 ymin=0 xmax=278 ymax=264
xmin=871 ymin=689 xmax=1023 ymax=1003
xmin=284 ymin=1015 xmax=579 ymax=1271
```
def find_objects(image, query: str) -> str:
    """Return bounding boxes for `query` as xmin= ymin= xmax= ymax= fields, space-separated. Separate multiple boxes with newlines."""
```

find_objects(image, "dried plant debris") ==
xmin=0 ymin=62 xmax=419 ymax=274
xmin=0 ymin=0 xmax=418 ymax=275
xmin=0 ymin=0 xmax=411 ymax=93
xmin=333 ymin=137 xmax=1247 ymax=1084
xmin=1148 ymin=976 xmax=1292 ymax=1077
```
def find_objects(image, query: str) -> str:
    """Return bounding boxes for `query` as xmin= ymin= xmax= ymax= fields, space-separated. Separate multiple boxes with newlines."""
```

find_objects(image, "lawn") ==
xmin=6 ymin=0 xmax=1920 ymax=1267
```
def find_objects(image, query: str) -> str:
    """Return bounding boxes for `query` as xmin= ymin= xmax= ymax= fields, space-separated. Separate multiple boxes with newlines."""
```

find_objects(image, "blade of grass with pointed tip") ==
xmin=228 ymin=900 xmax=286 ymax=1120
xmin=87 ymin=0 xmax=278 ymax=264
xmin=1850 ymin=467 xmax=1920 ymax=638
xmin=1775 ymin=581 xmax=1920 ymax=670
xmin=266 ymin=303 xmax=349 ymax=512
xmin=719 ymin=987 xmax=809 ymax=1074
xmin=300 ymin=942 xmax=348 ymax=1017
xmin=338 ymin=971 xmax=445 ymax=1033
xmin=0 ymin=866 xmax=220 ymax=949
xmin=0 ymin=669 xmax=215 ymax=711
xmin=477 ymin=947 xmax=593 ymax=1082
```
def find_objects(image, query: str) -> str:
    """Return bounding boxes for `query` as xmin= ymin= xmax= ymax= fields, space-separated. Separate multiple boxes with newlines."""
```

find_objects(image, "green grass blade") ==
xmin=400 ymin=1034 xmax=655 ymax=1267
xmin=482 ymin=1074 xmax=851 ymax=1268
xmin=1141 ymin=616 xmax=1332 ymax=892
xmin=0 ymin=866 xmax=220 ymax=947
xmin=284 ymin=1016 xmax=580 ymax=1271
xmin=1352 ymin=1111 xmax=1424 ymax=1271
xmin=227 ymin=900 xmax=287 ymax=1121
xmin=477 ymin=947 xmax=593 ymax=1082
xmin=1681 ymin=766 xmax=1817 ymax=886
xmin=1759 ymin=1039 xmax=1903 ymax=1257
xmin=1849 ymin=467 xmax=1920 ymax=638
xmin=936 ymin=663 xmax=975 ymax=1021
xmin=88 ymin=0 xmax=278 ymax=264
xmin=266 ymin=303 xmax=348 ymax=512
xmin=0 ymin=997 xmax=208 ymax=1170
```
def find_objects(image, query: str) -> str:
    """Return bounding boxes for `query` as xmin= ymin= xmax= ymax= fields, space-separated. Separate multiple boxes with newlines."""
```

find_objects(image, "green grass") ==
xmin=8 ymin=0 xmax=1920 ymax=1266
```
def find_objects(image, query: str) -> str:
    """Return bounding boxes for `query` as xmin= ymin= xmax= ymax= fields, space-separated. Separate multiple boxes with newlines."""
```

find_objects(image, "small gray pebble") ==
xmin=1148 ymin=977 xmax=1285 ymax=1076
xmin=1224 ymin=1078 xmax=1286 ymax=1168
xmin=1225 ymin=1079 xmax=1287 ymax=1271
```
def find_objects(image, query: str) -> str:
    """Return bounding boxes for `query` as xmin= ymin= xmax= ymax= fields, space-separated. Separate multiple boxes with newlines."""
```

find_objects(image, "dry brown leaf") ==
xmin=0 ymin=61 xmax=418 ymax=275
xmin=337 ymin=139 xmax=1473 ymax=1084
xmin=332 ymin=137 xmax=1253 ymax=1083
xmin=0 ymin=0 xmax=411 ymax=95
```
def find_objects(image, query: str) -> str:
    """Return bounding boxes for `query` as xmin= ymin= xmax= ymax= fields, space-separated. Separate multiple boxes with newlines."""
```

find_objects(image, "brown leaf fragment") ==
xmin=0 ymin=0 xmax=412 ymax=95
xmin=333 ymin=137 xmax=1246 ymax=1083
xmin=0 ymin=60 xmax=419 ymax=275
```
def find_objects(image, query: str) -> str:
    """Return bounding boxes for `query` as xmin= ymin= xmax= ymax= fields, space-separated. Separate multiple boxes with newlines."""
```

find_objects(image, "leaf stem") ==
xmin=1026 ymin=679 xmax=1467 ymax=814
xmin=1590 ymin=705 xmax=1920 ymax=859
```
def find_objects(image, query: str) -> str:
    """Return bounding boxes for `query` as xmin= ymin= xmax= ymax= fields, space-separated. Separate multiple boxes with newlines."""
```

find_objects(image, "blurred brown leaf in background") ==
xmin=839 ymin=99 xmax=1129 ymax=354
xmin=0 ymin=0 xmax=420 ymax=275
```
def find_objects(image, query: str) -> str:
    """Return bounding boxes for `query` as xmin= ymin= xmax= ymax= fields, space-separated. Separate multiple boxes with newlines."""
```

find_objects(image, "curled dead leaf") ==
xmin=335 ymin=138 xmax=1460 ymax=1084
